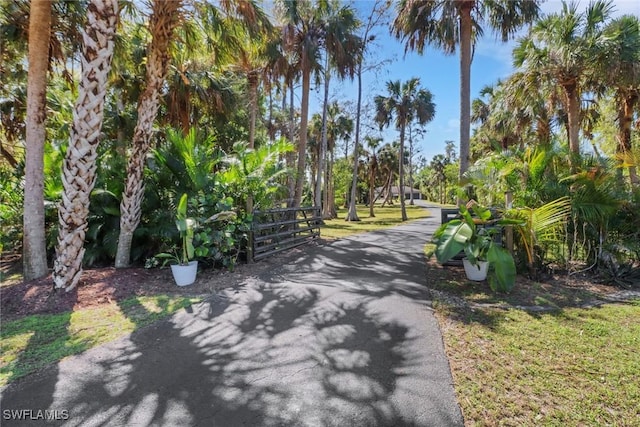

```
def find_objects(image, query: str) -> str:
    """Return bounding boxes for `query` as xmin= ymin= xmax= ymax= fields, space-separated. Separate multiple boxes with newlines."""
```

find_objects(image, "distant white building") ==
xmin=375 ymin=186 xmax=422 ymax=200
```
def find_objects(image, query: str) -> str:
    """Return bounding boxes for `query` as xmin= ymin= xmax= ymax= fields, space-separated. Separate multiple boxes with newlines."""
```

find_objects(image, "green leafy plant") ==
xmin=433 ymin=203 xmax=521 ymax=292
xmin=156 ymin=194 xmax=195 ymax=266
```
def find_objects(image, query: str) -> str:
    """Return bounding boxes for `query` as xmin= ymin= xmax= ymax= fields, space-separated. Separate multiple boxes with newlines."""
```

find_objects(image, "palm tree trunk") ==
xmin=382 ymin=171 xmax=393 ymax=207
xmin=458 ymin=1 xmax=473 ymax=189
xmin=115 ymin=0 xmax=181 ymax=268
xmin=23 ymin=0 xmax=51 ymax=281
xmin=329 ymin=148 xmax=337 ymax=218
xmin=618 ymin=92 xmax=639 ymax=186
xmin=408 ymin=124 xmax=414 ymax=206
xmin=369 ymin=184 xmax=376 ymax=217
xmin=322 ymin=156 xmax=328 ymax=217
xmin=248 ymin=72 xmax=259 ymax=149
xmin=287 ymin=81 xmax=296 ymax=204
xmin=565 ymin=83 xmax=581 ymax=171
xmin=399 ymin=126 xmax=407 ymax=221
xmin=368 ymin=159 xmax=377 ymax=217
xmin=293 ymin=67 xmax=311 ymax=208
xmin=346 ymin=62 xmax=363 ymax=222
xmin=53 ymin=0 xmax=118 ymax=290
xmin=315 ymin=57 xmax=330 ymax=211
xmin=268 ymin=81 xmax=274 ymax=143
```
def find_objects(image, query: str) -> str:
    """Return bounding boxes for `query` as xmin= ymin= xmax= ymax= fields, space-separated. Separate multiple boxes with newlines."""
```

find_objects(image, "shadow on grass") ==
xmin=1 ymin=288 xmax=76 ymax=411
xmin=1 ymin=283 xmax=433 ymax=425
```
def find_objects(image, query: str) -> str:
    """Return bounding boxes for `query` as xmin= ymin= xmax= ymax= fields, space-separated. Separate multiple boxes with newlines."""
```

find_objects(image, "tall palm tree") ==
xmin=22 ymin=0 xmax=51 ymax=281
xmin=346 ymin=0 xmax=388 ymax=222
xmin=228 ymin=16 xmax=274 ymax=150
xmin=393 ymin=0 xmax=540 ymax=188
xmin=601 ymin=15 xmax=640 ymax=187
xmin=115 ymin=0 xmax=183 ymax=268
xmin=53 ymin=0 xmax=118 ymax=291
xmin=323 ymin=102 xmax=353 ymax=218
xmin=314 ymin=1 xmax=360 ymax=215
xmin=276 ymin=0 xmax=328 ymax=208
xmin=513 ymin=0 xmax=614 ymax=170
xmin=115 ymin=0 xmax=270 ymax=267
xmin=374 ymin=78 xmax=435 ymax=221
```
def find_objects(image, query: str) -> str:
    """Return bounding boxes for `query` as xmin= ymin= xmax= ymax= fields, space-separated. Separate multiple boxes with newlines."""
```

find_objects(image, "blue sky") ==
xmin=308 ymin=0 xmax=640 ymax=164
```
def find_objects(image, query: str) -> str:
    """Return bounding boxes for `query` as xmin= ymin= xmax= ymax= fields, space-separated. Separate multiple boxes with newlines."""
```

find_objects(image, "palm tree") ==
xmin=513 ymin=0 xmax=614 ymax=170
xmin=393 ymin=0 xmax=540 ymax=188
xmin=230 ymin=19 xmax=274 ymax=150
xmin=115 ymin=0 xmax=183 ymax=268
xmin=346 ymin=0 xmax=388 ymax=222
xmin=53 ymin=0 xmax=118 ymax=291
xmin=365 ymin=136 xmax=382 ymax=217
xmin=377 ymin=142 xmax=399 ymax=207
xmin=501 ymin=71 xmax=562 ymax=149
xmin=22 ymin=0 xmax=52 ymax=281
xmin=323 ymin=102 xmax=353 ymax=218
xmin=374 ymin=78 xmax=435 ymax=221
xmin=314 ymin=1 xmax=360 ymax=216
xmin=601 ymin=15 xmax=640 ymax=187
xmin=278 ymin=0 xmax=352 ymax=208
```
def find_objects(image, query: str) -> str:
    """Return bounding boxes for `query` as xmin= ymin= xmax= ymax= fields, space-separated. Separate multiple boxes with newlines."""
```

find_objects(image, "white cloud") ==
xmin=446 ymin=119 xmax=459 ymax=132
xmin=473 ymin=1 xmax=640 ymax=77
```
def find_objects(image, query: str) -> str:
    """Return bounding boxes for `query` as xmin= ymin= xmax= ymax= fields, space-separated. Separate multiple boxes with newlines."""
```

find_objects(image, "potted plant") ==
xmin=432 ymin=202 xmax=519 ymax=292
xmin=157 ymin=193 xmax=198 ymax=286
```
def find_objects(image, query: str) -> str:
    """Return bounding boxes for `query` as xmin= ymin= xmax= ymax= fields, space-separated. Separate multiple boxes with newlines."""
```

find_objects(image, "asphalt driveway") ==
xmin=1 ymin=202 xmax=463 ymax=426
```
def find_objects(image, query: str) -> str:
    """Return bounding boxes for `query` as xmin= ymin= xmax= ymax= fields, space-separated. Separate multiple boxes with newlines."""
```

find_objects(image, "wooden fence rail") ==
xmin=250 ymin=206 xmax=321 ymax=262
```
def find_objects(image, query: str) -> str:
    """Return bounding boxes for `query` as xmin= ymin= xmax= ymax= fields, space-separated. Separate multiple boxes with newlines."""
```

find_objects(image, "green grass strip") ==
xmin=320 ymin=204 xmax=430 ymax=239
xmin=437 ymin=300 xmax=640 ymax=425
xmin=0 ymin=295 xmax=201 ymax=386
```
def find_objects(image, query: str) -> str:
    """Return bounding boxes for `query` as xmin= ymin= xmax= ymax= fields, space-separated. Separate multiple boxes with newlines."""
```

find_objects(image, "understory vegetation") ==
xmin=1 ymin=0 xmax=639 ymax=290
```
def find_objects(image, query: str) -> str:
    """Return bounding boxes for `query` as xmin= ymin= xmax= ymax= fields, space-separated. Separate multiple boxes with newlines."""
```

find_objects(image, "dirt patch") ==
xmin=424 ymin=258 xmax=639 ymax=312
xmin=2 ymin=243 xmax=637 ymax=323
xmin=0 ymin=244 xmax=312 ymax=322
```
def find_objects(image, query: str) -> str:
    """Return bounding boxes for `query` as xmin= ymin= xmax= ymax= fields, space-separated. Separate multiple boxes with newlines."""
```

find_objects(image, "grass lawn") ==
xmin=0 ymin=295 xmax=201 ymax=387
xmin=319 ymin=203 xmax=430 ymax=239
xmin=432 ymin=279 xmax=640 ymax=425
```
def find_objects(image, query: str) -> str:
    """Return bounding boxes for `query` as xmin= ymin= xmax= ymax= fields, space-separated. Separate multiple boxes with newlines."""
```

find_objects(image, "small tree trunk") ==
xmin=293 ymin=67 xmax=311 ymax=208
xmin=286 ymin=82 xmax=296 ymax=205
xmin=23 ymin=0 xmax=51 ymax=281
xmin=408 ymin=125 xmax=414 ymax=206
xmin=565 ymin=83 xmax=581 ymax=172
xmin=368 ymin=160 xmax=377 ymax=218
xmin=115 ymin=0 xmax=182 ymax=268
xmin=54 ymin=0 xmax=118 ymax=290
xmin=346 ymin=63 xmax=363 ymax=222
xmin=399 ymin=126 xmax=407 ymax=221
xmin=315 ymin=57 xmax=330 ymax=211
xmin=329 ymin=148 xmax=337 ymax=218
xmin=618 ymin=92 xmax=639 ymax=187
xmin=248 ymin=72 xmax=259 ymax=150
xmin=457 ymin=2 xmax=473 ymax=194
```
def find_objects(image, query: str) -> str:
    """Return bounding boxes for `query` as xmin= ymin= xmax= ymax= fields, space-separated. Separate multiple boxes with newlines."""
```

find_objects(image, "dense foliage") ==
xmin=1 ymin=1 xmax=638 ymax=287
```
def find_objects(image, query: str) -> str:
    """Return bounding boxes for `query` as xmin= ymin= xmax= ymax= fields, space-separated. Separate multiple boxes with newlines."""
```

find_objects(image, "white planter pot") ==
xmin=170 ymin=261 xmax=198 ymax=286
xmin=462 ymin=258 xmax=489 ymax=281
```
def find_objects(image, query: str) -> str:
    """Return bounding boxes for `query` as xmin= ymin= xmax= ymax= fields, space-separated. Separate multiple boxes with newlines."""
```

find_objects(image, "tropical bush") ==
xmin=140 ymin=128 xmax=292 ymax=270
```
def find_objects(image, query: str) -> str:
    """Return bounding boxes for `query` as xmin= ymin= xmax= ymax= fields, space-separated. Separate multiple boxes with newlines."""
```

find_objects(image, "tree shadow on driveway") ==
xmin=1 ymin=217 xmax=462 ymax=426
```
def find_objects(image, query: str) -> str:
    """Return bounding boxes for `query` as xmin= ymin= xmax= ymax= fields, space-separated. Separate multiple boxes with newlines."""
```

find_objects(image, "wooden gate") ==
xmin=250 ymin=206 xmax=321 ymax=262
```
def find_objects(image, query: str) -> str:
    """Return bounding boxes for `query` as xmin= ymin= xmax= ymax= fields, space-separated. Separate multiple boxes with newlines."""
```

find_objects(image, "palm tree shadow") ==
xmin=2 ymin=289 xmax=75 ymax=414
xmin=1 ymin=279 xmax=431 ymax=426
